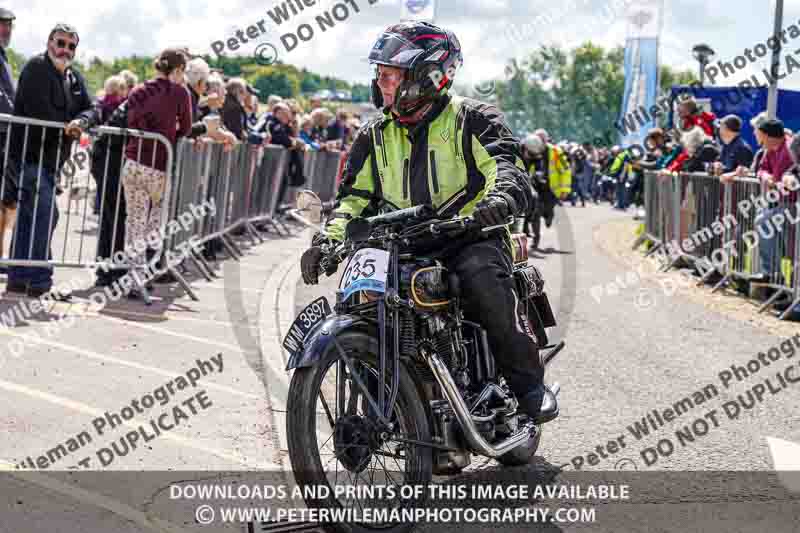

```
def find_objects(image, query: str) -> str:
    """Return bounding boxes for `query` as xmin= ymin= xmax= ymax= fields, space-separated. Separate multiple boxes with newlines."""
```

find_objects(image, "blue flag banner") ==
xmin=620 ymin=37 xmax=660 ymax=146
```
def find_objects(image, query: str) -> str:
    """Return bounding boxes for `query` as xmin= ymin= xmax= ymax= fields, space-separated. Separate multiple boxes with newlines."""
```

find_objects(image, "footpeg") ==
xmin=542 ymin=341 xmax=565 ymax=366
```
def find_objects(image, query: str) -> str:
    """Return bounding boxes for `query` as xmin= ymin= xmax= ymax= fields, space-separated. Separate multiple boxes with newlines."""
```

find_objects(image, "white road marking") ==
xmin=0 ymin=329 xmax=263 ymax=401
xmin=190 ymin=282 xmax=264 ymax=293
xmin=95 ymin=308 xmax=246 ymax=327
xmin=0 ymin=377 xmax=278 ymax=469
xmin=0 ymin=298 xmax=247 ymax=327
xmin=93 ymin=314 xmax=289 ymax=388
xmin=766 ymin=436 xmax=800 ymax=493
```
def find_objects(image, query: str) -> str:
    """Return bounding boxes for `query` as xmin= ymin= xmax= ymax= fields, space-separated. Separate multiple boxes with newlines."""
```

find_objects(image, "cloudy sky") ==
xmin=6 ymin=0 xmax=799 ymax=90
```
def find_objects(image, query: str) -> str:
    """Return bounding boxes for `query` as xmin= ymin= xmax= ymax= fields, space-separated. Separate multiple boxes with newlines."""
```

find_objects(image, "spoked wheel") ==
xmin=287 ymin=332 xmax=432 ymax=533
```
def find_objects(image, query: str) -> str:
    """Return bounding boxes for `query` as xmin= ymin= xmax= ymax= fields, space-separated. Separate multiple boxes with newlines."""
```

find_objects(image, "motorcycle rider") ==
xmin=519 ymin=133 xmax=571 ymax=250
xmin=300 ymin=22 xmax=558 ymax=425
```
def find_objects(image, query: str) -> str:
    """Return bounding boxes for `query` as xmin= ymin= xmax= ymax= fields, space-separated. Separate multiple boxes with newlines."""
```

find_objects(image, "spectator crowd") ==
xmin=539 ymin=93 xmax=800 ymax=318
xmin=551 ymin=95 xmax=800 ymax=215
xmin=0 ymin=11 xmax=363 ymax=300
xmin=0 ymin=10 xmax=797 ymax=317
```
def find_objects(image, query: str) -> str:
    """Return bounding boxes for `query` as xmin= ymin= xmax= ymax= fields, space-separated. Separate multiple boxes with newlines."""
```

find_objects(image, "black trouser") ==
xmin=526 ymin=188 xmax=556 ymax=247
xmin=275 ymin=149 xmax=305 ymax=212
xmin=571 ymin=181 xmax=586 ymax=206
xmin=447 ymin=238 xmax=544 ymax=397
xmin=92 ymin=149 xmax=127 ymax=280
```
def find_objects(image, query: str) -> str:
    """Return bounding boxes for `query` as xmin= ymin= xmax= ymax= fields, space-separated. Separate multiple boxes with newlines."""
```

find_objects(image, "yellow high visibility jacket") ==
xmin=548 ymin=144 xmax=572 ymax=197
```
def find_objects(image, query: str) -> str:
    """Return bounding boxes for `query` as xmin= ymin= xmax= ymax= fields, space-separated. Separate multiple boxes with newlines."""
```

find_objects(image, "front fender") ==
xmin=285 ymin=314 xmax=365 ymax=370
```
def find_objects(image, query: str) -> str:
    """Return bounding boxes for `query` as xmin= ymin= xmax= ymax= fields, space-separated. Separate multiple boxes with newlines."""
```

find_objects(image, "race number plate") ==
xmin=282 ymin=296 xmax=332 ymax=359
xmin=338 ymin=248 xmax=390 ymax=301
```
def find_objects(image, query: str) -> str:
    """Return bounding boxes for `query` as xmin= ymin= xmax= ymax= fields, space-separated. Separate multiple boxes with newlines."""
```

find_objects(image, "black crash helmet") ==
xmin=368 ymin=21 xmax=463 ymax=116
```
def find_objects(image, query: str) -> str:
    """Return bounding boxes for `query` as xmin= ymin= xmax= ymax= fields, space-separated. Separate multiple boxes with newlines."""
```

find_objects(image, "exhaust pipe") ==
xmin=426 ymin=352 xmax=535 ymax=458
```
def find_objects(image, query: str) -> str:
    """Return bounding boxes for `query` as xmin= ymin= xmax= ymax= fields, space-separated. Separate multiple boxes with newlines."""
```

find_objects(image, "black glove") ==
xmin=301 ymin=235 xmax=336 ymax=285
xmin=301 ymin=246 xmax=324 ymax=285
xmin=473 ymin=195 xmax=513 ymax=227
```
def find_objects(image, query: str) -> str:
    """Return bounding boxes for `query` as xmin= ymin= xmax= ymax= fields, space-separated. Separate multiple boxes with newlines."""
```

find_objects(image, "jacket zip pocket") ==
xmin=429 ymin=151 xmax=440 ymax=194
xmin=454 ymin=107 xmax=466 ymax=160
xmin=402 ymin=158 xmax=409 ymax=200
xmin=376 ymin=127 xmax=388 ymax=167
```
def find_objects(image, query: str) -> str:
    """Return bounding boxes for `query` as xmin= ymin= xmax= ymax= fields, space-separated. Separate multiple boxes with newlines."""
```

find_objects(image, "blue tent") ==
xmin=668 ymin=84 xmax=800 ymax=148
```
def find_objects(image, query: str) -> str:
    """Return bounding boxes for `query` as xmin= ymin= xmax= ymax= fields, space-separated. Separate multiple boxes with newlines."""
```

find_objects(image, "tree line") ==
xmin=456 ymin=42 xmax=698 ymax=143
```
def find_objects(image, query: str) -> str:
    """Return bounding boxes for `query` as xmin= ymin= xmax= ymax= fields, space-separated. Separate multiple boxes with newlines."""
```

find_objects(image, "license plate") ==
xmin=338 ymin=247 xmax=390 ymax=300
xmin=282 ymin=296 xmax=331 ymax=358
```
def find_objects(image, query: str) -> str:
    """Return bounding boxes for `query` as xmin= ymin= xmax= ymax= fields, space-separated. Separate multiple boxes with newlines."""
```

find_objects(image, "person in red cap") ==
xmin=677 ymin=96 xmax=716 ymax=137
xmin=754 ymin=117 xmax=797 ymax=284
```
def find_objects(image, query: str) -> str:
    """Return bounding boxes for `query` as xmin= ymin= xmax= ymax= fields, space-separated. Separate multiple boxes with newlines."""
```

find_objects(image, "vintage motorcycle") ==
xmin=283 ymin=191 xmax=564 ymax=533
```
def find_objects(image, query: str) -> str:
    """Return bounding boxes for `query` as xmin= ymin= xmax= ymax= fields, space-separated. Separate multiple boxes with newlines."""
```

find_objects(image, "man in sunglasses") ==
xmin=4 ymin=23 xmax=93 ymax=298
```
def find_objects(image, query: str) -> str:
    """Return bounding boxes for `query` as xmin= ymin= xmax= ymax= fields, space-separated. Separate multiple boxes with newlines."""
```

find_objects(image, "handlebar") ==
xmin=318 ymin=212 xmax=512 ymax=273
xmin=365 ymin=204 xmax=434 ymax=226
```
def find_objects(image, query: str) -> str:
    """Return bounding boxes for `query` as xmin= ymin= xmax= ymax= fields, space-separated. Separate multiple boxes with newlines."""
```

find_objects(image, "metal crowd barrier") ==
xmin=661 ymin=172 xmax=726 ymax=276
xmin=0 ymin=113 xmax=346 ymax=306
xmin=248 ymin=145 xmax=290 ymax=235
xmin=0 ymin=114 xmax=189 ymax=304
xmin=168 ymin=139 xmax=218 ymax=283
xmin=635 ymin=172 xmax=670 ymax=255
xmin=634 ymin=170 xmax=662 ymax=250
xmin=750 ymin=180 xmax=800 ymax=317
xmin=303 ymin=149 xmax=344 ymax=204
xmin=165 ymin=141 xmax=345 ymax=297
xmin=714 ymin=177 xmax=762 ymax=287
xmin=637 ymin=168 xmax=800 ymax=320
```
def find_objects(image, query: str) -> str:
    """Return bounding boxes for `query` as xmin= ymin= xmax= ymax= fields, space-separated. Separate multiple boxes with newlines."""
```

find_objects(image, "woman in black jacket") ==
xmin=221 ymin=77 xmax=248 ymax=142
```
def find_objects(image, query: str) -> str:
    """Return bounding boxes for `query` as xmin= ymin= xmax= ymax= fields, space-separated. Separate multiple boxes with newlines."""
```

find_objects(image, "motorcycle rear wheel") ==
xmin=287 ymin=331 xmax=433 ymax=533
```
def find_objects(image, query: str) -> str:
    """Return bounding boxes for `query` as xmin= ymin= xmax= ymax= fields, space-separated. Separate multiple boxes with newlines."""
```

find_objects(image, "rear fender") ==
xmin=285 ymin=314 xmax=367 ymax=370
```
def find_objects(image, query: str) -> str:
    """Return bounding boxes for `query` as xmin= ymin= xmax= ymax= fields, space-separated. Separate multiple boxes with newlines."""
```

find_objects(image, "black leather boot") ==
xmin=517 ymin=384 xmax=559 ymax=424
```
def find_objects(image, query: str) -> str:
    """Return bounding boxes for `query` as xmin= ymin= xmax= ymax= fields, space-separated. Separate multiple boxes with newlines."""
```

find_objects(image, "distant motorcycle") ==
xmin=283 ymin=192 xmax=564 ymax=533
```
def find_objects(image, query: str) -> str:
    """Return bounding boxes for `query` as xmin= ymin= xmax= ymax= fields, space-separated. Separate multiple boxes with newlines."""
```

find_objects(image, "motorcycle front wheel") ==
xmin=287 ymin=331 xmax=433 ymax=533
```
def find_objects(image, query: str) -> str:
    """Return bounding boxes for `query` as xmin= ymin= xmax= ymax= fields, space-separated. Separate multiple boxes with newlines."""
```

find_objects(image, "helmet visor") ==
xmin=368 ymin=32 xmax=426 ymax=68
